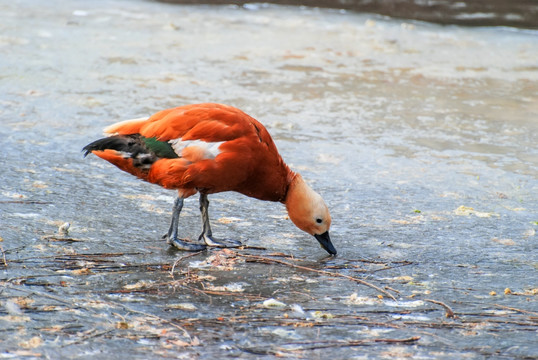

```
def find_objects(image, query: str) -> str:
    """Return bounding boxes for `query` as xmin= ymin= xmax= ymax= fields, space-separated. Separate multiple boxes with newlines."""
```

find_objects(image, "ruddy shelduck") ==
xmin=83 ymin=103 xmax=336 ymax=255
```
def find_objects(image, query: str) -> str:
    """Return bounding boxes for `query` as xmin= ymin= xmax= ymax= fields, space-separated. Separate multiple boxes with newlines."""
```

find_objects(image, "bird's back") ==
xmin=84 ymin=103 xmax=292 ymax=201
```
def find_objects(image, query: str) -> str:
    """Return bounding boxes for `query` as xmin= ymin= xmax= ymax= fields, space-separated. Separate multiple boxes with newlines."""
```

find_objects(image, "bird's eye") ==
xmin=316 ymin=218 xmax=322 ymax=224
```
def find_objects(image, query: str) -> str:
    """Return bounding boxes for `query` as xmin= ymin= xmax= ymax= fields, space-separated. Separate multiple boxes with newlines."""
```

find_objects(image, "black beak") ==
xmin=314 ymin=231 xmax=337 ymax=255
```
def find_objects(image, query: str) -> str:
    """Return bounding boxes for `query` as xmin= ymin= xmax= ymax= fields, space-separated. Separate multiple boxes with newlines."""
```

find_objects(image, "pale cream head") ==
xmin=285 ymin=174 xmax=331 ymax=236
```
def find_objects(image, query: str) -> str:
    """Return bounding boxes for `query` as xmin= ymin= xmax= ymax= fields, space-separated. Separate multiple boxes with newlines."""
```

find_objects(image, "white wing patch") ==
xmin=168 ymin=139 xmax=225 ymax=159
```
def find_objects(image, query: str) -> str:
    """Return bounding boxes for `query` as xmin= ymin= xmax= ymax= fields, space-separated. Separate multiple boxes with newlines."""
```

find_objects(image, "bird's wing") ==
xmin=91 ymin=103 xmax=288 ymax=198
xmin=105 ymin=103 xmax=255 ymax=144
xmin=104 ymin=104 xmax=281 ymax=194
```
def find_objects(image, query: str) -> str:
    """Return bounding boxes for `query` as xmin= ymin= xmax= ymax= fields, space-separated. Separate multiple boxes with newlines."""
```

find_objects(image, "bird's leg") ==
xmin=167 ymin=197 xmax=182 ymax=240
xmin=164 ymin=197 xmax=206 ymax=251
xmin=198 ymin=193 xmax=242 ymax=248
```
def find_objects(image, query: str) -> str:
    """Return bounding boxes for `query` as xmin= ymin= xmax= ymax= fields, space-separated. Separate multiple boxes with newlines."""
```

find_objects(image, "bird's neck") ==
xmin=284 ymin=173 xmax=318 ymax=234
xmin=281 ymin=169 xmax=298 ymax=204
xmin=284 ymin=172 xmax=310 ymax=204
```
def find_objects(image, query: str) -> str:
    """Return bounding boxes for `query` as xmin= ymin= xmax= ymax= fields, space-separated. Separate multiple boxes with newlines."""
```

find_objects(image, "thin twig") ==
xmin=424 ymin=299 xmax=455 ymax=318
xmin=42 ymin=236 xmax=83 ymax=242
xmin=61 ymin=329 xmax=114 ymax=347
xmin=235 ymin=252 xmax=397 ymax=301
xmin=493 ymin=304 xmax=538 ymax=316
xmin=238 ymin=245 xmax=267 ymax=251
xmin=244 ymin=336 xmax=420 ymax=353
xmin=384 ymin=285 xmax=400 ymax=294
xmin=0 ymin=200 xmax=51 ymax=204
xmin=4 ymin=284 xmax=74 ymax=306
xmin=170 ymin=251 xmax=204 ymax=277
xmin=0 ymin=244 xmax=7 ymax=267
xmin=296 ymin=335 xmax=420 ymax=350
xmin=371 ymin=262 xmax=413 ymax=273
xmin=116 ymin=303 xmax=193 ymax=340
xmin=181 ymin=283 xmax=265 ymax=300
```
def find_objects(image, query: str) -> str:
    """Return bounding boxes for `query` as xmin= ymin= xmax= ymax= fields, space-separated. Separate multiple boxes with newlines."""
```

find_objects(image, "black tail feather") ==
xmin=82 ymin=135 xmax=143 ymax=157
xmin=83 ymin=135 xmax=160 ymax=169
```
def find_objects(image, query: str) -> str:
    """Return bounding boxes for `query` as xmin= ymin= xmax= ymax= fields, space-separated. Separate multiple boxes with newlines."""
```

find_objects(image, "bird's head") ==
xmin=285 ymin=174 xmax=336 ymax=255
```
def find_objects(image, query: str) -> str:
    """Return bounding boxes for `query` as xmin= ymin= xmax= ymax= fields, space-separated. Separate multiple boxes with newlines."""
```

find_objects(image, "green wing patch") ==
xmin=142 ymin=136 xmax=179 ymax=159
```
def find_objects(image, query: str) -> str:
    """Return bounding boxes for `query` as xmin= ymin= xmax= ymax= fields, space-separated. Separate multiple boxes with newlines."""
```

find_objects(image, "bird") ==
xmin=83 ymin=103 xmax=336 ymax=255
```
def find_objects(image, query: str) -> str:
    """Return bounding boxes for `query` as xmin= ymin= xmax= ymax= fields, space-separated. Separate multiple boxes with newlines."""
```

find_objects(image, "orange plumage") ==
xmin=83 ymin=103 xmax=335 ymax=255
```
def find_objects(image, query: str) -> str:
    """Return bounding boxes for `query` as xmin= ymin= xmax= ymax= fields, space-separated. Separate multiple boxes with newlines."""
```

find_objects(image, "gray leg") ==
xmin=165 ymin=197 xmax=206 ymax=251
xmin=198 ymin=193 xmax=242 ymax=248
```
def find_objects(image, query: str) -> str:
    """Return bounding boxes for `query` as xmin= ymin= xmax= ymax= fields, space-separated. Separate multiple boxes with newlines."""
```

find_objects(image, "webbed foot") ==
xmin=163 ymin=234 xmax=206 ymax=251
xmin=198 ymin=234 xmax=242 ymax=248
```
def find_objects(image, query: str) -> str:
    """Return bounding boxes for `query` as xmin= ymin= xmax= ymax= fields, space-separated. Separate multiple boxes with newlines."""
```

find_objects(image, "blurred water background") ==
xmin=0 ymin=0 xmax=536 ymax=358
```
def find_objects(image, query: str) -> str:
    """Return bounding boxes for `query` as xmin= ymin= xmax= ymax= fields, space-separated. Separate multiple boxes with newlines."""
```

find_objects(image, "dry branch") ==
xmin=244 ymin=336 xmax=420 ymax=354
xmin=181 ymin=283 xmax=265 ymax=300
xmin=116 ymin=303 xmax=194 ymax=340
xmin=424 ymin=299 xmax=455 ymax=318
xmin=235 ymin=252 xmax=397 ymax=301
xmin=0 ymin=244 xmax=7 ymax=267
xmin=170 ymin=251 xmax=204 ymax=277
xmin=61 ymin=329 xmax=114 ymax=347
xmin=494 ymin=304 xmax=538 ymax=316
